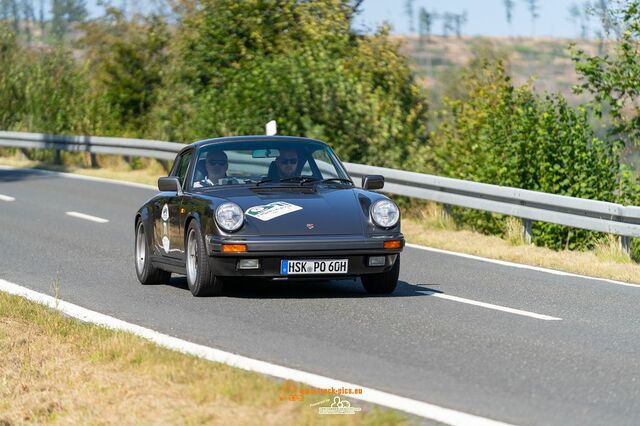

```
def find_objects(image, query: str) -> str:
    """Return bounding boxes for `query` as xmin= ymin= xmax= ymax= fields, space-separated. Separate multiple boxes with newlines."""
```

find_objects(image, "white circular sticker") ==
xmin=161 ymin=204 xmax=169 ymax=222
xmin=162 ymin=236 xmax=170 ymax=253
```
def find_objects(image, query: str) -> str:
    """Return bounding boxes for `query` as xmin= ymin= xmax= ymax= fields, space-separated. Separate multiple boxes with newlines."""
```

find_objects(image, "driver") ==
xmin=274 ymin=148 xmax=299 ymax=180
xmin=194 ymin=149 xmax=228 ymax=188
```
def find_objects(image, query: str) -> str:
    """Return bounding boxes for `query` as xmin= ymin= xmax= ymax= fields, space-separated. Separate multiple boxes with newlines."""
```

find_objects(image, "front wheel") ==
xmin=185 ymin=221 xmax=224 ymax=297
xmin=135 ymin=220 xmax=171 ymax=284
xmin=361 ymin=256 xmax=400 ymax=295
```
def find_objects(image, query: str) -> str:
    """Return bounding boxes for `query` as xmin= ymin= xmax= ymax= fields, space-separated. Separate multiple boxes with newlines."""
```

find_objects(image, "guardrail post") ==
xmin=442 ymin=203 xmax=452 ymax=219
xmin=523 ymin=219 xmax=532 ymax=245
xmin=620 ymin=235 xmax=631 ymax=255
xmin=54 ymin=149 xmax=61 ymax=165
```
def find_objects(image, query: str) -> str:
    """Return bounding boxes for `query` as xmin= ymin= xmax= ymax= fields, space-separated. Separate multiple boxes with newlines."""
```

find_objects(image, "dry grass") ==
xmin=593 ymin=235 xmax=634 ymax=265
xmin=503 ymin=217 xmax=526 ymax=246
xmin=397 ymin=35 xmax=602 ymax=105
xmin=0 ymin=292 xmax=409 ymax=425
xmin=402 ymin=202 xmax=640 ymax=284
xmin=0 ymin=151 xmax=166 ymax=186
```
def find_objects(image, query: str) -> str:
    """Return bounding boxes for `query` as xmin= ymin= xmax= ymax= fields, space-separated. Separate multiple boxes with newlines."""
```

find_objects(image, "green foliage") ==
xmin=0 ymin=24 xmax=88 ymax=134
xmin=51 ymin=0 xmax=88 ymax=41
xmin=153 ymin=0 xmax=429 ymax=167
xmin=571 ymin=0 xmax=640 ymax=145
xmin=79 ymin=8 xmax=169 ymax=136
xmin=430 ymin=58 xmax=638 ymax=249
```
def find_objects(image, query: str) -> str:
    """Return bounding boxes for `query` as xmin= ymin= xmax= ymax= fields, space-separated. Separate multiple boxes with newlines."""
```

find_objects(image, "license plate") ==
xmin=281 ymin=259 xmax=348 ymax=275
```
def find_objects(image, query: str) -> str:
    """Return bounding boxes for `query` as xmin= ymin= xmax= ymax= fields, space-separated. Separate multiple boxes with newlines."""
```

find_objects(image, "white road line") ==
xmin=0 ymin=194 xmax=15 ymax=202
xmin=406 ymin=243 xmax=640 ymax=288
xmin=66 ymin=211 xmax=109 ymax=224
xmin=0 ymin=279 xmax=514 ymax=426
xmin=417 ymin=291 xmax=562 ymax=321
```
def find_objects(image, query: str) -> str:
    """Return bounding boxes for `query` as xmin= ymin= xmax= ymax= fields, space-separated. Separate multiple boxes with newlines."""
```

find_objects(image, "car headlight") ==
xmin=371 ymin=199 xmax=399 ymax=228
xmin=215 ymin=202 xmax=244 ymax=232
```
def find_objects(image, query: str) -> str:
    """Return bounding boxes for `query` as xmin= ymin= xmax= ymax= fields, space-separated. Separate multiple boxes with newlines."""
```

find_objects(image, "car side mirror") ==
xmin=158 ymin=177 xmax=183 ymax=195
xmin=362 ymin=175 xmax=384 ymax=190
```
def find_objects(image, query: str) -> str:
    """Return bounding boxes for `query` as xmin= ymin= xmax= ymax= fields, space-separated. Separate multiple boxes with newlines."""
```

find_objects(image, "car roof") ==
xmin=178 ymin=135 xmax=329 ymax=156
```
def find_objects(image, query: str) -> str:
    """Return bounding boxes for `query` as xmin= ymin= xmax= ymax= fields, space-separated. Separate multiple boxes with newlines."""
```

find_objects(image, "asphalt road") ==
xmin=2 ymin=166 xmax=640 ymax=425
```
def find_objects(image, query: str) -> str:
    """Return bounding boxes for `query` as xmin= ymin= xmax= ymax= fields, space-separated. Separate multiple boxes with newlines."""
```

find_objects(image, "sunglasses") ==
xmin=280 ymin=158 xmax=298 ymax=165
xmin=207 ymin=160 xmax=227 ymax=166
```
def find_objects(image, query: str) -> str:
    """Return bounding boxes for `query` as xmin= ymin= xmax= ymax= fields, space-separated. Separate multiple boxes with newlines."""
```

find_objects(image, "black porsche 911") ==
xmin=134 ymin=136 xmax=404 ymax=296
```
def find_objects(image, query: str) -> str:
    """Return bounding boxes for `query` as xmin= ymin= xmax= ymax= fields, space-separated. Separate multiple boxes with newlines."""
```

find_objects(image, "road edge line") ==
xmin=0 ymin=278 xmax=514 ymax=426
xmin=406 ymin=243 xmax=639 ymax=288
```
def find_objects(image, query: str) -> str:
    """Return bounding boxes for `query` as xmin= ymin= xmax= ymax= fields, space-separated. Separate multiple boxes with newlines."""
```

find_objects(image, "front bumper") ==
xmin=206 ymin=234 xmax=404 ymax=278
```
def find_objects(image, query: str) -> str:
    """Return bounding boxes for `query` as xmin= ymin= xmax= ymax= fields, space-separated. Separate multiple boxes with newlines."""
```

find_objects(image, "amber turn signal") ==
xmin=383 ymin=240 xmax=401 ymax=249
xmin=222 ymin=244 xmax=247 ymax=253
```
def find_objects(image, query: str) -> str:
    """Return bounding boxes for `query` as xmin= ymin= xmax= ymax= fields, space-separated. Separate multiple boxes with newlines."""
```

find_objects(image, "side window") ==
xmin=312 ymin=148 xmax=339 ymax=179
xmin=171 ymin=151 xmax=193 ymax=187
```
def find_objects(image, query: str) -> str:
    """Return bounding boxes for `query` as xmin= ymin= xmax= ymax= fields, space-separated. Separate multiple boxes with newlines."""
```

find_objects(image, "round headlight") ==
xmin=215 ymin=202 xmax=244 ymax=232
xmin=371 ymin=199 xmax=399 ymax=228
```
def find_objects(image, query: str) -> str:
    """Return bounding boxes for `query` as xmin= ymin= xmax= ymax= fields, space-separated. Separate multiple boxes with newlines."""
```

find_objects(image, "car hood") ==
xmin=206 ymin=186 xmax=365 ymax=236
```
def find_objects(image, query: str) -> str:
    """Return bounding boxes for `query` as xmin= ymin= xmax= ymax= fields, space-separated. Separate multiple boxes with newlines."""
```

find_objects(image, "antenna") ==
xmin=266 ymin=120 xmax=277 ymax=136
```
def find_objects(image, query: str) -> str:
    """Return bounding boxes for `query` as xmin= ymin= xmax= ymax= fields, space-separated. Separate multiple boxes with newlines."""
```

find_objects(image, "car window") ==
xmin=312 ymin=148 xmax=340 ymax=179
xmin=172 ymin=151 xmax=192 ymax=187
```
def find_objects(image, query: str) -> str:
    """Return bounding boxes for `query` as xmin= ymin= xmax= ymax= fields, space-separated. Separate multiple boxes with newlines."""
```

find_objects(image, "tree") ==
xmin=522 ymin=0 xmax=539 ymax=35
xmin=569 ymin=1 xmax=591 ymax=39
xmin=51 ymin=0 xmax=87 ymax=41
xmin=20 ymin=0 xmax=36 ymax=42
xmin=593 ymin=0 xmax=619 ymax=37
xmin=504 ymin=0 xmax=515 ymax=33
xmin=80 ymin=7 xmax=169 ymax=133
xmin=580 ymin=1 xmax=591 ymax=39
xmin=453 ymin=11 xmax=467 ymax=38
xmin=404 ymin=0 xmax=415 ymax=33
xmin=568 ymin=2 xmax=581 ymax=36
xmin=38 ymin=0 xmax=43 ymax=35
xmin=441 ymin=12 xmax=454 ymax=37
xmin=155 ymin=0 xmax=430 ymax=167
xmin=418 ymin=7 xmax=434 ymax=45
xmin=571 ymin=0 xmax=640 ymax=146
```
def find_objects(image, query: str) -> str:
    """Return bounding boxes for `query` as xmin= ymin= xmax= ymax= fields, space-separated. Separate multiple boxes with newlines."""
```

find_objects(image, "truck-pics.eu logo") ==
xmin=318 ymin=397 xmax=362 ymax=415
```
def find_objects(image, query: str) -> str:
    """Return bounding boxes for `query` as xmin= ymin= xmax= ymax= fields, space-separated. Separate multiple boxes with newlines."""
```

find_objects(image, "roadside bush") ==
xmin=428 ymin=59 xmax=638 ymax=250
xmin=79 ymin=8 xmax=169 ymax=137
xmin=0 ymin=24 xmax=89 ymax=135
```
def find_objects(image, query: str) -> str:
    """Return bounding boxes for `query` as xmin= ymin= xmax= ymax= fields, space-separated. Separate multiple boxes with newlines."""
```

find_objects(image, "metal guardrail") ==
xmin=0 ymin=131 xmax=182 ymax=161
xmin=1 ymin=131 xmax=638 ymax=249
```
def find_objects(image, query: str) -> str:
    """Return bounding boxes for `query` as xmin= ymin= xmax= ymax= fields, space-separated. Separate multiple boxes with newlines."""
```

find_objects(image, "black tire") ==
xmin=135 ymin=220 xmax=171 ymax=285
xmin=361 ymin=256 xmax=400 ymax=295
xmin=185 ymin=220 xmax=224 ymax=297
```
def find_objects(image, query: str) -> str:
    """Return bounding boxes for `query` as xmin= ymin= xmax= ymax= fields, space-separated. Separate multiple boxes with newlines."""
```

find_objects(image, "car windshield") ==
xmin=190 ymin=139 xmax=351 ymax=189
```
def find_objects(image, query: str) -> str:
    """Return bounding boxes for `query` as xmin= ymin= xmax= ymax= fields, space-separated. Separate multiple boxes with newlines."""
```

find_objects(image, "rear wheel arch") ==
xmin=184 ymin=214 xmax=198 ymax=249
xmin=134 ymin=217 xmax=171 ymax=285
xmin=136 ymin=209 xmax=154 ymax=252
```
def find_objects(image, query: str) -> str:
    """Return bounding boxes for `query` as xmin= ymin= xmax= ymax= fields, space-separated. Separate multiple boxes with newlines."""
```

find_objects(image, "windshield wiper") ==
xmin=318 ymin=178 xmax=354 ymax=186
xmin=279 ymin=176 xmax=318 ymax=185
xmin=254 ymin=178 xmax=274 ymax=186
